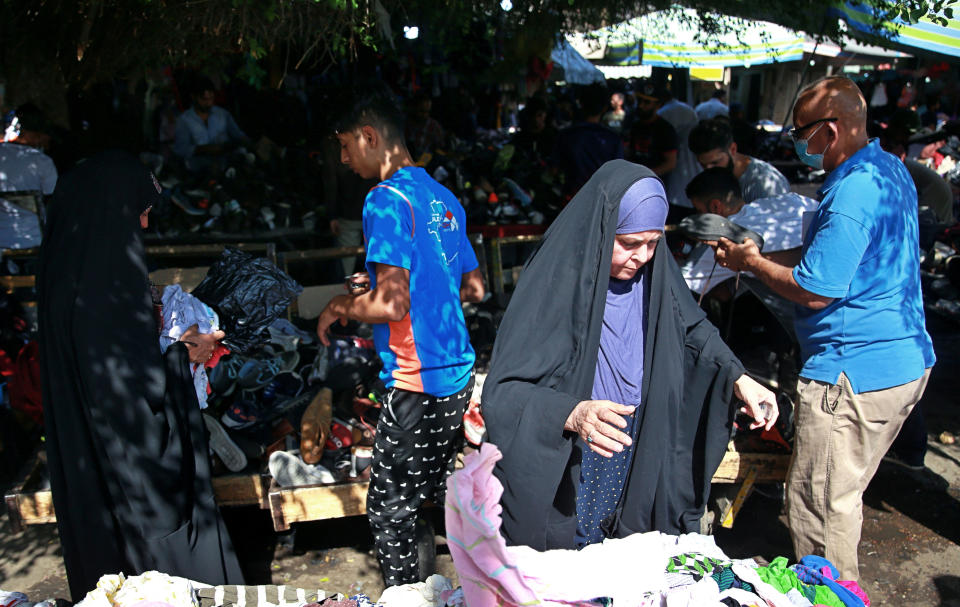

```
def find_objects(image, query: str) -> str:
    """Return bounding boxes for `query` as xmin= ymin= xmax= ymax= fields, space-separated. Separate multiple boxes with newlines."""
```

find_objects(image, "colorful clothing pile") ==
xmin=445 ymin=443 xmax=872 ymax=607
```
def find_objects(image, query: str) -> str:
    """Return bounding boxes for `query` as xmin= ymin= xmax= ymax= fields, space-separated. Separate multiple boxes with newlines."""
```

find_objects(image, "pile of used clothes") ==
xmin=70 ymin=571 xmax=467 ymax=607
xmin=445 ymin=444 xmax=871 ymax=607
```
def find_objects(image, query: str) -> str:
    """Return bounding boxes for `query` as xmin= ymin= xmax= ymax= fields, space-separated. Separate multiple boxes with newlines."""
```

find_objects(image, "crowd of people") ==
xmin=0 ymin=66 xmax=956 ymax=603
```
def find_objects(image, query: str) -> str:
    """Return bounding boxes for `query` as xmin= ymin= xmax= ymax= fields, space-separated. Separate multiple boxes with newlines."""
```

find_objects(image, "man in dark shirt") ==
xmin=625 ymin=82 xmax=678 ymax=179
xmin=551 ymin=84 xmax=623 ymax=199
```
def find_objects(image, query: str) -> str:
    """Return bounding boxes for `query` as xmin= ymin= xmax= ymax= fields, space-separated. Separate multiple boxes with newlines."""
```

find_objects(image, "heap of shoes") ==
xmin=201 ymin=318 xmax=384 ymax=487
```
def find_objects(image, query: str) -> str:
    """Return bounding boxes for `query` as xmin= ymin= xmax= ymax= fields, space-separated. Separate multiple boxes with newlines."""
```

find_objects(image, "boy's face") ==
xmin=336 ymin=127 xmax=380 ymax=180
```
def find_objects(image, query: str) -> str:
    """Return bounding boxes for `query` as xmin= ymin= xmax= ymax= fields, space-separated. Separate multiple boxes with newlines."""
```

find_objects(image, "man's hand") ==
xmin=564 ymin=399 xmax=636 ymax=458
xmin=316 ymin=295 xmax=351 ymax=346
xmin=330 ymin=219 xmax=341 ymax=237
xmin=733 ymin=374 xmax=778 ymax=431
xmin=713 ymin=237 xmax=762 ymax=272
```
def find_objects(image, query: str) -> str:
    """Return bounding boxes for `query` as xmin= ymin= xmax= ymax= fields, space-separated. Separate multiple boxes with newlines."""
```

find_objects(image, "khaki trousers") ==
xmin=785 ymin=369 xmax=931 ymax=581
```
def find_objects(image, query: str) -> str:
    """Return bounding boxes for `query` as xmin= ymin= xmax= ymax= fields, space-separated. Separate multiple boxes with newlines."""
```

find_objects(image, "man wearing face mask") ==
xmin=714 ymin=76 xmax=935 ymax=581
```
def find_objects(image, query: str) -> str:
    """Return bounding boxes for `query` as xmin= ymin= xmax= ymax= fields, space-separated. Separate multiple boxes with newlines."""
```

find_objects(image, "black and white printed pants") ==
xmin=366 ymin=373 xmax=474 ymax=586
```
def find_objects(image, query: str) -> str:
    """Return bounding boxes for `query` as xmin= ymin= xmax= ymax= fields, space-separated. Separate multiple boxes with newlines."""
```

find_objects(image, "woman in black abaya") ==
xmin=39 ymin=150 xmax=244 ymax=600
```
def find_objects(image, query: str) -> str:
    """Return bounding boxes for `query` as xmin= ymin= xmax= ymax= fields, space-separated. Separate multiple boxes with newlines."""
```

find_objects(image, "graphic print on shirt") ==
xmin=427 ymin=200 xmax=460 ymax=265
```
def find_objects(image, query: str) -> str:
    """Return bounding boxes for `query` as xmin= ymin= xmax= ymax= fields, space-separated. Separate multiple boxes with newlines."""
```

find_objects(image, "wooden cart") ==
xmin=5 ymin=448 xmax=789 ymax=533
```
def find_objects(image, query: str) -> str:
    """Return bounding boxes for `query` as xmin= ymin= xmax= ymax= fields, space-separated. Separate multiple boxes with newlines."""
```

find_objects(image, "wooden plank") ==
xmin=211 ymin=473 xmax=271 ymax=507
xmin=711 ymin=451 xmax=790 ymax=483
xmin=148 ymin=267 xmax=210 ymax=291
xmin=8 ymin=471 xmax=268 ymax=527
xmin=9 ymin=450 xmax=788 ymax=528
xmin=0 ymin=275 xmax=36 ymax=292
xmin=267 ymin=480 xmax=370 ymax=530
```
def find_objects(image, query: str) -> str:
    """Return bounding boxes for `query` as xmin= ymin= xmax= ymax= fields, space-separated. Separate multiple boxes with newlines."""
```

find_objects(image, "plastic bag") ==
xmin=192 ymin=248 xmax=302 ymax=353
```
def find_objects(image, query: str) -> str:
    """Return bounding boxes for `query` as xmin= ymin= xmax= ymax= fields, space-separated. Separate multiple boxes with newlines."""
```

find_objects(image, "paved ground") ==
xmin=3 ymin=315 xmax=959 ymax=605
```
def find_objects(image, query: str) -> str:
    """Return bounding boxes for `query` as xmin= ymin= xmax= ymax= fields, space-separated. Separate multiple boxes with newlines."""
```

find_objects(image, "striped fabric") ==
xmin=196 ymin=585 xmax=325 ymax=607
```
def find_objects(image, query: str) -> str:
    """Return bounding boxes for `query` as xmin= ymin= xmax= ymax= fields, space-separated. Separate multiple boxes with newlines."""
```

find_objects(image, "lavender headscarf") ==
xmin=578 ymin=176 xmax=668 ymax=546
xmin=591 ymin=177 xmax=669 ymax=406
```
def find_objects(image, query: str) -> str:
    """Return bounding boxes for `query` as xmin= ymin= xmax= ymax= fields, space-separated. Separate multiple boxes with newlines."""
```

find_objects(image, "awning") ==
xmin=831 ymin=2 xmax=960 ymax=58
xmin=568 ymin=9 xmax=806 ymax=68
xmin=550 ymin=38 xmax=606 ymax=85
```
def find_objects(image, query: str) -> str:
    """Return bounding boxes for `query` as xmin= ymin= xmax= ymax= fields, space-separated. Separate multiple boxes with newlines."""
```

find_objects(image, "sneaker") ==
xmin=221 ymin=398 xmax=262 ymax=429
xmin=677 ymin=213 xmax=765 ymax=250
xmin=203 ymin=414 xmax=248 ymax=472
xmin=209 ymin=354 xmax=246 ymax=396
xmin=237 ymin=351 xmax=300 ymax=391
xmin=268 ymin=450 xmax=335 ymax=487
xmin=261 ymin=371 xmax=304 ymax=408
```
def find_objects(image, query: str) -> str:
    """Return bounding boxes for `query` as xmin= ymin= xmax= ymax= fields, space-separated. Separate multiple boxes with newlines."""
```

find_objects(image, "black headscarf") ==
xmin=483 ymin=160 xmax=745 ymax=550
xmin=39 ymin=150 xmax=243 ymax=599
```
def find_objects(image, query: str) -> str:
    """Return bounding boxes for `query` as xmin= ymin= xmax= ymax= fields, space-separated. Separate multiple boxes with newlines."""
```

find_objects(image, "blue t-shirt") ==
xmin=363 ymin=166 xmax=478 ymax=397
xmin=792 ymin=139 xmax=935 ymax=393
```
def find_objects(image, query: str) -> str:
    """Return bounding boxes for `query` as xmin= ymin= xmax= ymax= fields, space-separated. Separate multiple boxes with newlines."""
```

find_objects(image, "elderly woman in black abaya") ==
xmin=39 ymin=151 xmax=244 ymax=600
xmin=483 ymin=160 xmax=777 ymax=550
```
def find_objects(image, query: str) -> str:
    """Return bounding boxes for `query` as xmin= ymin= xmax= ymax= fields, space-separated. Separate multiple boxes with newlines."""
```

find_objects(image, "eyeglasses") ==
xmin=788 ymin=117 xmax=838 ymax=142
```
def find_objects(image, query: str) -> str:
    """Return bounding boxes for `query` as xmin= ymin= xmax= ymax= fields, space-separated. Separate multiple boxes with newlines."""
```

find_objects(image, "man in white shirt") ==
xmin=657 ymin=91 xmax=702 ymax=211
xmin=695 ymin=89 xmax=729 ymax=121
xmin=173 ymin=77 xmax=249 ymax=174
xmin=0 ymin=104 xmax=58 ymax=249
xmin=680 ymin=167 xmax=816 ymax=295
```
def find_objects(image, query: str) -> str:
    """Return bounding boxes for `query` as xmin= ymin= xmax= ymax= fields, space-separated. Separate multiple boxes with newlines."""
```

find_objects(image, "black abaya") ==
xmin=483 ymin=160 xmax=746 ymax=550
xmin=38 ymin=150 xmax=244 ymax=600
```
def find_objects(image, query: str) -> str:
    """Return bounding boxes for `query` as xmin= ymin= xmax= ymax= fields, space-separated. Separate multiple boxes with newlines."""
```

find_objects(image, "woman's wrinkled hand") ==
xmin=564 ymin=399 xmax=635 ymax=458
xmin=179 ymin=325 xmax=225 ymax=364
xmin=733 ymin=374 xmax=779 ymax=431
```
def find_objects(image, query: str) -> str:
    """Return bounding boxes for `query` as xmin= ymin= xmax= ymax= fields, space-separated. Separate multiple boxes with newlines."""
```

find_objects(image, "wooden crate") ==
xmin=6 ymin=448 xmax=789 ymax=532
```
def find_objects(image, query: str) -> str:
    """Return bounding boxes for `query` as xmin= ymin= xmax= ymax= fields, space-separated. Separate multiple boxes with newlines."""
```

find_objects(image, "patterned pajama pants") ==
xmin=366 ymin=374 xmax=474 ymax=586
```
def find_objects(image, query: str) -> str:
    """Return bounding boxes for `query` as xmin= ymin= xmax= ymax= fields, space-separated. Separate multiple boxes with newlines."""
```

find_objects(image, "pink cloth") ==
xmin=444 ymin=443 xmax=549 ymax=607
xmin=444 ymin=444 xmax=666 ymax=607
xmin=819 ymin=567 xmax=870 ymax=607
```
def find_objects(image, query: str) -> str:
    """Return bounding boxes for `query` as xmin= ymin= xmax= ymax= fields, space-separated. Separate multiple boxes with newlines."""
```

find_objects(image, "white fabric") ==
xmin=159 ymin=284 xmax=220 ymax=409
xmin=505 ymin=532 xmax=668 ymax=606
xmin=376 ymin=575 xmax=453 ymax=607
xmin=663 ymin=577 xmax=724 ymax=607
xmin=76 ymin=572 xmax=198 ymax=607
xmin=682 ymin=192 xmax=817 ymax=294
xmin=731 ymin=564 xmax=796 ymax=607
xmin=695 ymin=98 xmax=729 ymax=121
xmin=658 ymin=100 xmax=702 ymax=208
xmin=785 ymin=588 xmax=814 ymax=607
xmin=660 ymin=532 xmax=731 ymax=561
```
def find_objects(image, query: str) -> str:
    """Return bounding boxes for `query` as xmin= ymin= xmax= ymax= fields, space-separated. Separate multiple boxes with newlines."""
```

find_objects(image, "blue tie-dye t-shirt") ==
xmin=362 ymin=166 xmax=478 ymax=397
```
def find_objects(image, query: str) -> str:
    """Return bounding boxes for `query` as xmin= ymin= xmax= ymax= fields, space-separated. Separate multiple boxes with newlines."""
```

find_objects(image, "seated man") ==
xmin=689 ymin=118 xmax=790 ymax=203
xmin=680 ymin=167 xmax=817 ymax=295
xmin=173 ymin=77 xmax=249 ymax=174
xmin=0 ymin=104 xmax=58 ymax=250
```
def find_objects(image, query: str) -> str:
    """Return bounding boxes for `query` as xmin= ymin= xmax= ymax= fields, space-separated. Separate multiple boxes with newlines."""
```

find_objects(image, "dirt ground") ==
xmin=3 ymin=315 xmax=959 ymax=606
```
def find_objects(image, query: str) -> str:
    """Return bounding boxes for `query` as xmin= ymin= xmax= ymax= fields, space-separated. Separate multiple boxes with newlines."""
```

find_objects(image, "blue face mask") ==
xmin=793 ymin=122 xmax=828 ymax=170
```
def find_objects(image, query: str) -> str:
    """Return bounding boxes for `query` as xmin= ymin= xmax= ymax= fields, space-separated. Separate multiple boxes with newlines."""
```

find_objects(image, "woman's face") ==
xmin=610 ymin=230 xmax=661 ymax=280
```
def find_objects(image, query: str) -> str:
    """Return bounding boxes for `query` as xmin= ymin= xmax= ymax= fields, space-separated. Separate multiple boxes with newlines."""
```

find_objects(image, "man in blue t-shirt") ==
xmin=316 ymin=87 xmax=485 ymax=587
xmin=714 ymin=76 xmax=935 ymax=581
